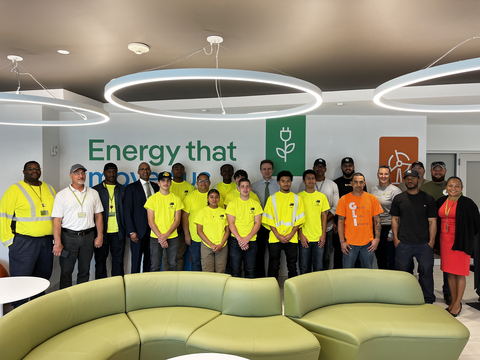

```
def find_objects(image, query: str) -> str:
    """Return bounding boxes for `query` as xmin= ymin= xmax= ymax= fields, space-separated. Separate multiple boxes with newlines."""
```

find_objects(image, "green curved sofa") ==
xmin=0 ymin=272 xmax=320 ymax=360
xmin=284 ymin=269 xmax=470 ymax=360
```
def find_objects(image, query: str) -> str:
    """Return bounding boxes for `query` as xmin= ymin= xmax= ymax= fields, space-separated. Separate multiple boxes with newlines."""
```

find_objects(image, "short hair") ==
xmin=171 ymin=163 xmax=185 ymax=170
xmin=352 ymin=172 xmax=365 ymax=181
xmin=238 ymin=178 xmax=251 ymax=186
xmin=260 ymin=159 xmax=274 ymax=169
xmin=378 ymin=165 xmax=391 ymax=174
xmin=220 ymin=164 xmax=234 ymax=172
xmin=277 ymin=170 xmax=293 ymax=182
xmin=302 ymin=169 xmax=316 ymax=180
xmin=196 ymin=172 xmax=210 ymax=180
xmin=446 ymin=176 xmax=463 ymax=187
xmin=234 ymin=169 xmax=248 ymax=179
xmin=24 ymin=161 xmax=40 ymax=171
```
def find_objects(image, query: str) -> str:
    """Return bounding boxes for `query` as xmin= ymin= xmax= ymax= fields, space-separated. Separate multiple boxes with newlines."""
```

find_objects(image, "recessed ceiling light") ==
xmin=128 ymin=42 xmax=150 ymax=55
xmin=57 ymin=50 xmax=70 ymax=55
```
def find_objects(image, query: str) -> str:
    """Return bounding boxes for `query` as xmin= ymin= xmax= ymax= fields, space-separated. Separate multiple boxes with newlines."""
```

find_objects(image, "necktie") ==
xmin=145 ymin=183 xmax=152 ymax=198
xmin=265 ymin=181 xmax=270 ymax=203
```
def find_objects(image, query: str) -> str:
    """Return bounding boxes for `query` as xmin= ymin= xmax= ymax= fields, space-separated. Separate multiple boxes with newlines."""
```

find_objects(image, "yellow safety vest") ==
xmin=0 ymin=181 xmax=56 ymax=246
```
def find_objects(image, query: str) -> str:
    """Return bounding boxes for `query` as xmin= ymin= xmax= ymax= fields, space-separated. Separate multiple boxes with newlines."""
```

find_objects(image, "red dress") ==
xmin=439 ymin=201 xmax=471 ymax=276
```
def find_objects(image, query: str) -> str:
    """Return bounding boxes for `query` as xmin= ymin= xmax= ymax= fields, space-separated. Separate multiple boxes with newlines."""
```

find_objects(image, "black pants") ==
xmin=94 ymin=232 xmax=125 ymax=279
xmin=8 ymin=234 xmax=53 ymax=307
xmin=268 ymin=242 xmax=298 ymax=279
xmin=59 ymin=230 xmax=94 ymax=289
xmin=130 ymin=230 xmax=151 ymax=273
xmin=255 ymin=226 xmax=270 ymax=278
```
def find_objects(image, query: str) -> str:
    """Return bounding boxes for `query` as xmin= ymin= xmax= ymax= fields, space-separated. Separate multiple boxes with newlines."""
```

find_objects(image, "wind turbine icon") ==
xmin=388 ymin=150 xmax=412 ymax=184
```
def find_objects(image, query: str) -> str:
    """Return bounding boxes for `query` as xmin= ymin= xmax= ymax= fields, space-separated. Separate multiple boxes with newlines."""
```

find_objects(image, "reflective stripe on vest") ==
xmin=12 ymin=182 xmax=53 ymax=222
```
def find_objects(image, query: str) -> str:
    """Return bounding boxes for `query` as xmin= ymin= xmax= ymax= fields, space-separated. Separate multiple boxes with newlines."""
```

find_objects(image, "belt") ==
xmin=61 ymin=227 xmax=95 ymax=236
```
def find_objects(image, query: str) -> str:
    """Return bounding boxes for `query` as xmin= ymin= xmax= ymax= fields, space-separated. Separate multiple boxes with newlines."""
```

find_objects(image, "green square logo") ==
xmin=266 ymin=116 xmax=306 ymax=176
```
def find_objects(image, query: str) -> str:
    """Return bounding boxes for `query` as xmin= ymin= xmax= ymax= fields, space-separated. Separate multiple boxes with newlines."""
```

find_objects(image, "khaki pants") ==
xmin=201 ymin=242 xmax=228 ymax=273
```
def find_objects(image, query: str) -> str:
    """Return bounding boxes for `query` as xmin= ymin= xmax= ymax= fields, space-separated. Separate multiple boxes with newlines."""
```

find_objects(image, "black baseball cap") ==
xmin=313 ymin=158 xmax=326 ymax=167
xmin=103 ymin=163 xmax=118 ymax=172
xmin=411 ymin=161 xmax=425 ymax=169
xmin=403 ymin=169 xmax=420 ymax=179
xmin=341 ymin=157 xmax=354 ymax=165
xmin=158 ymin=171 xmax=172 ymax=181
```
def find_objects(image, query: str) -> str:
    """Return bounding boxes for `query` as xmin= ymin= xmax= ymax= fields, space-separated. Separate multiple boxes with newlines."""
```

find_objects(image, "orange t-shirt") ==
xmin=335 ymin=192 xmax=383 ymax=246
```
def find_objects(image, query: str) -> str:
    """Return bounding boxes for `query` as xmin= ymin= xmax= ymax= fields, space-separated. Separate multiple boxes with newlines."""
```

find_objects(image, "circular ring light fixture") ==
xmin=0 ymin=93 xmax=110 ymax=126
xmin=104 ymin=68 xmax=322 ymax=120
xmin=373 ymin=57 xmax=480 ymax=113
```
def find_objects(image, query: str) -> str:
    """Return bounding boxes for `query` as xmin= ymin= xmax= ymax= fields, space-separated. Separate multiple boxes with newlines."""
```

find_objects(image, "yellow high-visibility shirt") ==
xmin=0 ymin=181 xmax=56 ymax=246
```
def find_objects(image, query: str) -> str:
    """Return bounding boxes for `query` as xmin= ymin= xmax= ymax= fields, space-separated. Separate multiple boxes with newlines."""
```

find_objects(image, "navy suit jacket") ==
xmin=123 ymin=180 xmax=159 ymax=239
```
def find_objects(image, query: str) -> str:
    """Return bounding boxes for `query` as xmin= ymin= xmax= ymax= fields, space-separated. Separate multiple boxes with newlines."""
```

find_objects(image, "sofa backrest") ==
xmin=0 ymin=276 xmax=126 ymax=360
xmin=222 ymin=277 xmax=282 ymax=317
xmin=284 ymin=269 xmax=425 ymax=318
xmin=125 ymin=272 xmax=230 ymax=312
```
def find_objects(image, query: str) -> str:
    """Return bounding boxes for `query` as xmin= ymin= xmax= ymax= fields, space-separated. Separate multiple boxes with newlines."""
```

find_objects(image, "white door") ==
xmin=458 ymin=153 xmax=480 ymax=207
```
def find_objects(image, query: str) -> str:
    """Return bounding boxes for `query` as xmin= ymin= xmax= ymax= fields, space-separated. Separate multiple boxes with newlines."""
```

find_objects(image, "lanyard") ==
xmin=104 ymin=183 xmax=115 ymax=210
xmin=315 ymin=180 xmax=325 ymax=193
xmin=28 ymin=182 xmax=45 ymax=208
xmin=70 ymin=186 xmax=87 ymax=210
xmin=445 ymin=196 xmax=460 ymax=232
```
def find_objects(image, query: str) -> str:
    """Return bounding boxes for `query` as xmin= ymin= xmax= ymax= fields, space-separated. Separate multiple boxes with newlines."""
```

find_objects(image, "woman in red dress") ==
xmin=436 ymin=176 xmax=480 ymax=317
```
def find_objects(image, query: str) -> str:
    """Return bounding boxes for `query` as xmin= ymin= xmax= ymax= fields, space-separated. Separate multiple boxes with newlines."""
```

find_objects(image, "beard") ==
xmin=432 ymin=175 xmax=445 ymax=182
xmin=342 ymin=169 xmax=353 ymax=178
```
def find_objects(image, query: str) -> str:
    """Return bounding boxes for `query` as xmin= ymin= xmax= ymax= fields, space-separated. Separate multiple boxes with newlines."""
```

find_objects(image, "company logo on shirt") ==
xmin=379 ymin=137 xmax=419 ymax=185
xmin=289 ymin=203 xmax=294 ymax=208
xmin=315 ymin=200 xmax=321 ymax=206
xmin=184 ymin=190 xmax=189 ymax=195
xmin=266 ymin=116 xmax=306 ymax=176
xmin=219 ymin=214 xmax=225 ymax=219
xmin=250 ymin=207 xmax=255 ymax=214
xmin=169 ymin=202 xmax=175 ymax=209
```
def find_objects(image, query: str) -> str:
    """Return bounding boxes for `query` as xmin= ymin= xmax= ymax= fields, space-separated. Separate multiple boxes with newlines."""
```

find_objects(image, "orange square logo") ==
xmin=379 ymin=137 xmax=419 ymax=185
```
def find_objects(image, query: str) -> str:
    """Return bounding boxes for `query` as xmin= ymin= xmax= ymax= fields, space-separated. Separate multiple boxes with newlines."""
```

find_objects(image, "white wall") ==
xmin=427 ymin=124 xmax=480 ymax=152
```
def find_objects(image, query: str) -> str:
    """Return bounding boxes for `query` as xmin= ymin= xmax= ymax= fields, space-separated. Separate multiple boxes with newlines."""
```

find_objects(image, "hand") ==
xmin=318 ymin=235 xmax=326 ymax=248
xmin=428 ymin=241 xmax=435 ymax=249
xmin=368 ymin=238 xmax=379 ymax=252
xmin=387 ymin=236 xmax=393 ymax=242
xmin=184 ymin=233 xmax=192 ymax=246
xmin=158 ymin=238 xmax=169 ymax=248
xmin=333 ymin=224 xmax=338 ymax=234
xmin=341 ymin=241 xmax=351 ymax=254
xmin=52 ymin=242 xmax=63 ymax=257
xmin=130 ymin=232 xmax=139 ymax=243
xmin=393 ymin=238 xmax=400 ymax=248
xmin=300 ymin=234 xmax=309 ymax=248
xmin=94 ymin=236 xmax=103 ymax=248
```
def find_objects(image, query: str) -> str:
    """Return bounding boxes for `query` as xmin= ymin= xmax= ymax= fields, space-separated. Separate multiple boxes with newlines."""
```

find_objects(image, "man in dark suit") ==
xmin=124 ymin=162 xmax=159 ymax=273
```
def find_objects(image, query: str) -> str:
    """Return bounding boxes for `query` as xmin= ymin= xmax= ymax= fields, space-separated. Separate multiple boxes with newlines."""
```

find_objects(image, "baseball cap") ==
xmin=70 ymin=164 xmax=87 ymax=174
xmin=158 ymin=171 xmax=172 ymax=181
xmin=341 ymin=157 xmax=354 ymax=165
xmin=403 ymin=169 xmax=419 ymax=179
xmin=103 ymin=163 xmax=118 ymax=172
xmin=411 ymin=161 xmax=425 ymax=169
xmin=431 ymin=161 xmax=446 ymax=170
xmin=313 ymin=158 xmax=326 ymax=167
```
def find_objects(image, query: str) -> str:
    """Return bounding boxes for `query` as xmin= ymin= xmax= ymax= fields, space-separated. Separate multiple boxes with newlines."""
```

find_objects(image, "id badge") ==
xmin=78 ymin=212 xmax=86 ymax=218
xmin=108 ymin=212 xmax=116 ymax=217
xmin=40 ymin=210 xmax=49 ymax=216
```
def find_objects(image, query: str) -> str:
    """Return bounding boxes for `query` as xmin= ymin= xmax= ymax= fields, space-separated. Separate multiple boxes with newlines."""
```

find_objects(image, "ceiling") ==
xmin=1 ymin=0 xmax=480 ymax=115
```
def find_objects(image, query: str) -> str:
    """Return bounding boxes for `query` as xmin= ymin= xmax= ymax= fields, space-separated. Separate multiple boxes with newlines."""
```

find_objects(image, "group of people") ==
xmin=1 ymin=157 xmax=479 ymax=317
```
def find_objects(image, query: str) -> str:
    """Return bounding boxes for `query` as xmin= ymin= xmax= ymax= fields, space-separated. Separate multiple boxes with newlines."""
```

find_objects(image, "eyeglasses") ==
xmin=73 ymin=171 xmax=86 ymax=176
xmin=26 ymin=167 xmax=41 ymax=171
xmin=197 ymin=180 xmax=210 ymax=184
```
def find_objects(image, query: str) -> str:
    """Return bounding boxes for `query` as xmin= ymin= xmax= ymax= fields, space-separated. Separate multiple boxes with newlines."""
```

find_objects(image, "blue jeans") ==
xmin=395 ymin=242 xmax=435 ymax=303
xmin=150 ymin=237 xmax=178 ymax=271
xmin=189 ymin=240 xmax=202 ymax=272
xmin=342 ymin=242 xmax=375 ymax=268
xmin=299 ymin=241 xmax=324 ymax=274
xmin=229 ymin=237 xmax=257 ymax=278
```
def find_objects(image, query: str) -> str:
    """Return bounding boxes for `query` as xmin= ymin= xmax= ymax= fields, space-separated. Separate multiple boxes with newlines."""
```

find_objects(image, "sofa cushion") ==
xmin=124 ymin=272 xmax=230 ymax=312
xmin=284 ymin=269 xmax=425 ymax=318
xmin=187 ymin=315 xmax=320 ymax=360
xmin=0 ymin=276 xmax=126 ymax=360
xmin=127 ymin=306 xmax=221 ymax=360
xmin=23 ymin=313 xmax=140 ymax=360
xmin=222 ymin=277 xmax=282 ymax=317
